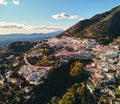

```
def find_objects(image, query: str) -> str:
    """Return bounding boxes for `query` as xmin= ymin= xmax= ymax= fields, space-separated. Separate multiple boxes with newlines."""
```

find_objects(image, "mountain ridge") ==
xmin=58 ymin=5 xmax=120 ymax=44
xmin=0 ymin=31 xmax=63 ymax=47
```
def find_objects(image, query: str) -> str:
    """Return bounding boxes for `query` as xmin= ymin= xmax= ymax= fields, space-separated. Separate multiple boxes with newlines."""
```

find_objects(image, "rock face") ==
xmin=58 ymin=5 xmax=120 ymax=44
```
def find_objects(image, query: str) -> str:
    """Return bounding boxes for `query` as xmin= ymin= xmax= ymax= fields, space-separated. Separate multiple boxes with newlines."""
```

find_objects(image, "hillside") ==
xmin=58 ymin=5 xmax=120 ymax=44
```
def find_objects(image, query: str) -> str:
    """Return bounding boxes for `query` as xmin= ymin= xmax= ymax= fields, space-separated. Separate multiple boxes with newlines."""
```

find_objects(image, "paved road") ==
xmin=24 ymin=53 xmax=32 ymax=66
xmin=24 ymin=53 xmax=51 ymax=70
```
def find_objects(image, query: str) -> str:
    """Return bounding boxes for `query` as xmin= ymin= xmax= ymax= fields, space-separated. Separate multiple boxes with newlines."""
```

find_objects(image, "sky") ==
xmin=0 ymin=0 xmax=120 ymax=34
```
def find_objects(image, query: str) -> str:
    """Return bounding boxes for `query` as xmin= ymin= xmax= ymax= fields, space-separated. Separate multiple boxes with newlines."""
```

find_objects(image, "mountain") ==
xmin=58 ymin=5 xmax=120 ymax=44
xmin=0 ymin=31 xmax=63 ymax=47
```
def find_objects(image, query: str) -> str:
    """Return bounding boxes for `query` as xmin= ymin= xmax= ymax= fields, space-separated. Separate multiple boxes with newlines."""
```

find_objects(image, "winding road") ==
xmin=24 ymin=53 xmax=51 ymax=70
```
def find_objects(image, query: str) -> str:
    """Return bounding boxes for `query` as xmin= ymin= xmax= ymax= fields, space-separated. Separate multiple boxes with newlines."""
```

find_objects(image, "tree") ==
xmin=10 ymin=97 xmax=20 ymax=104
xmin=70 ymin=61 xmax=83 ymax=77
xmin=58 ymin=88 xmax=76 ymax=104
xmin=43 ymin=48 xmax=50 ymax=56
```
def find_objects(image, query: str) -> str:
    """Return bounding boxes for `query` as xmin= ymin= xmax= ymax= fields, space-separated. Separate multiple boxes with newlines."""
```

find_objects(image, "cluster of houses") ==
xmin=0 ymin=70 xmax=33 ymax=100
xmin=18 ymin=65 xmax=50 ymax=85
xmin=47 ymin=37 xmax=98 ymax=60
xmin=0 ymin=69 xmax=20 ymax=94
xmin=86 ymin=45 xmax=120 ymax=101
xmin=27 ymin=50 xmax=42 ymax=58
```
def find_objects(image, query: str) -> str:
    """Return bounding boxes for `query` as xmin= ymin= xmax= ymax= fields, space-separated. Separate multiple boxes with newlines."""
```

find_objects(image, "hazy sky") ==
xmin=0 ymin=0 xmax=120 ymax=34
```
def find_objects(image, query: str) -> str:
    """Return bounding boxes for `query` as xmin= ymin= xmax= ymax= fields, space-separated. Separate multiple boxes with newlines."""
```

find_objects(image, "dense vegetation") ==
xmin=9 ymin=41 xmax=37 ymax=53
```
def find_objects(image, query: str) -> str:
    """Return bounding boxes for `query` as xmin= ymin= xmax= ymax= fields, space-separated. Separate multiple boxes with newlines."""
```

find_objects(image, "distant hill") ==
xmin=58 ymin=5 xmax=120 ymax=44
xmin=0 ymin=31 xmax=63 ymax=47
